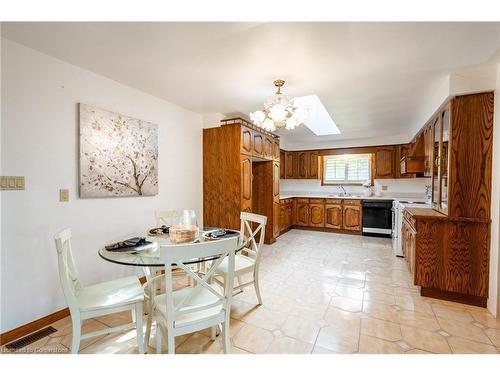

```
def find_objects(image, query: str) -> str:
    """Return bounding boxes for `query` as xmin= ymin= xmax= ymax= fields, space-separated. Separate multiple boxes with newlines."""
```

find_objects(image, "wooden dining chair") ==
xmin=54 ymin=228 xmax=145 ymax=354
xmin=146 ymin=236 xmax=238 ymax=354
xmin=214 ymin=212 xmax=267 ymax=305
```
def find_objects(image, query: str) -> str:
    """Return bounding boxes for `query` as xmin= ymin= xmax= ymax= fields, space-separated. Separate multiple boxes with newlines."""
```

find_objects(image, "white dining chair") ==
xmin=54 ymin=228 xmax=145 ymax=354
xmin=214 ymin=212 xmax=267 ymax=305
xmin=146 ymin=236 xmax=238 ymax=354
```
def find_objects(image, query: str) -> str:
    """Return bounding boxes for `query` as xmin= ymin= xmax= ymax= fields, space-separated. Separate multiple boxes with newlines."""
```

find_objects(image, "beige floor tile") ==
xmin=470 ymin=311 xmax=500 ymax=329
xmin=364 ymin=291 xmax=396 ymax=305
xmin=334 ymin=285 xmax=364 ymax=300
xmin=80 ymin=330 xmax=141 ymax=354
xmin=261 ymin=294 xmax=296 ymax=314
xmin=360 ymin=318 xmax=402 ymax=342
xmin=58 ymin=319 xmax=113 ymax=352
xmin=437 ymin=317 xmax=492 ymax=345
xmin=447 ymin=336 xmax=498 ymax=354
xmin=362 ymin=301 xmax=400 ymax=324
xmin=395 ymin=295 xmax=434 ymax=315
xmin=281 ymin=314 xmax=321 ymax=344
xmin=398 ymin=310 xmax=440 ymax=331
xmin=175 ymin=333 xmax=222 ymax=354
xmin=291 ymin=302 xmax=329 ymax=321
xmin=431 ymin=303 xmax=474 ymax=323
xmin=229 ymin=346 xmax=252 ymax=354
xmin=266 ymin=336 xmax=313 ymax=354
xmin=315 ymin=319 xmax=361 ymax=354
xmin=400 ymin=325 xmax=452 ymax=354
xmin=358 ymin=335 xmax=405 ymax=354
xmin=93 ymin=310 xmax=132 ymax=328
xmin=232 ymin=323 xmax=274 ymax=354
xmin=239 ymin=306 xmax=288 ymax=331
xmin=330 ymin=296 xmax=363 ymax=313
xmin=484 ymin=328 xmax=500 ymax=347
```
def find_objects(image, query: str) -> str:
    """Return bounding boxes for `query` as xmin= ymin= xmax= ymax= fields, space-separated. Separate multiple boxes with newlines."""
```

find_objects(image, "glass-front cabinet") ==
xmin=432 ymin=116 xmax=441 ymax=208
xmin=431 ymin=103 xmax=451 ymax=215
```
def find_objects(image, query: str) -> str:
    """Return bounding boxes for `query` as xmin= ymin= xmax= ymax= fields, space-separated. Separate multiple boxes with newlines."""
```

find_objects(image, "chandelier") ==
xmin=249 ymin=79 xmax=308 ymax=132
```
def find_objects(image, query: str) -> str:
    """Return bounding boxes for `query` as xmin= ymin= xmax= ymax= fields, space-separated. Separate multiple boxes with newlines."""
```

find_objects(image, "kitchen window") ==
xmin=322 ymin=154 xmax=372 ymax=185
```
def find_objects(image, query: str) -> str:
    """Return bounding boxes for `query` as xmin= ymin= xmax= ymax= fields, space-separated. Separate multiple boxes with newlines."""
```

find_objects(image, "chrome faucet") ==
xmin=338 ymin=185 xmax=347 ymax=196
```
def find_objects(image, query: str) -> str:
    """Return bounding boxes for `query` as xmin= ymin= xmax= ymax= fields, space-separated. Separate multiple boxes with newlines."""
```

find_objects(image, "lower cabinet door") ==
xmin=295 ymin=204 xmax=309 ymax=226
xmin=325 ymin=204 xmax=343 ymax=229
xmin=309 ymin=204 xmax=325 ymax=227
xmin=273 ymin=202 xmax=280 ymax=238
xmin=342 ymin=205 xmax=361 ymax=232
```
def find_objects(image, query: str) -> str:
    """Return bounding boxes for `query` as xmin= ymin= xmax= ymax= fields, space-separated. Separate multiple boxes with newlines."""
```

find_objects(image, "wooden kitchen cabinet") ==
xmin=309 ymin=200 xmax=325 ymax=227
xmin=342 ymin=203 xmax=362 ymax=232
xmin=308 ymin=151 xmax=319 ymax=179
xmin=280 ymin=150 xmax=286 ymax=179
xmin=240 ymin=126 xmax=253 ymax=155
xmin=240 ymin=154 xmax=252 ymax=213
xmin=374 ymin=146 xmax=395 ymax=179
xmin=203 ymin=118 xmax=280 ymax=244
xmin=253 ymin=132 xmax=264 ymax=158
xmin=264 ymin=135 xmax=274 ymax=159
xmin=273 ymin=139 xmax=280 ymax=161
xmin=297 ymin=152 xmax=308 ymax=179
xmin=423 ymin=122 xmax=434 ymax=177
xmin=325 ymin=203 xmax=343 ymax=229
xmin=295 ymin=199 xmax=310 ymax=226
xmin=285 ymin=151 xmax=295 ymax=179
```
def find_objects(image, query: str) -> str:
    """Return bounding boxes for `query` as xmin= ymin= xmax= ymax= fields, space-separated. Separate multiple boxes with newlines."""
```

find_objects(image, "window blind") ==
xmin=323 ymin=154 xmax=371 ymax=184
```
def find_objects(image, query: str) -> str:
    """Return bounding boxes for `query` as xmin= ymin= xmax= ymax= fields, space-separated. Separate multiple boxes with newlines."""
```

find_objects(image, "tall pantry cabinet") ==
xmin=203 ymin=118 xmax=281 ymax=244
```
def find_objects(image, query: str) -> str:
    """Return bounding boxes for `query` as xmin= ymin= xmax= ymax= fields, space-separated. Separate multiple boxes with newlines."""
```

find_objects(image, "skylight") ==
xmin=293 ymin=95 xmax=340 ymax=136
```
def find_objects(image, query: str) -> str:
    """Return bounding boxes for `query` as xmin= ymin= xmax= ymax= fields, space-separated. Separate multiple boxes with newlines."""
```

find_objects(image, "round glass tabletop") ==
xmin=98 ymin=230 xmax=247 ymax=267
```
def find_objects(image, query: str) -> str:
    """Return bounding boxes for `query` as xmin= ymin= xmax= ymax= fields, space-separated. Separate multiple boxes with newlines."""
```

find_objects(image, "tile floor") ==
xmin=3 ymin=229 xmax=500 ymax=354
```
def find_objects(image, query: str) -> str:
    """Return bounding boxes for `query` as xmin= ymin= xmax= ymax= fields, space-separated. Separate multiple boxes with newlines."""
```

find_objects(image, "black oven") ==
xmin=362 ymin=200 xmax=393 ymax=238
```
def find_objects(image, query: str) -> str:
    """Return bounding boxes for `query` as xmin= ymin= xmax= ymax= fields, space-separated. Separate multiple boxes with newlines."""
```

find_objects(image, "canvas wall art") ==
xmin=79 ymin=104 xmax=158 ymax=197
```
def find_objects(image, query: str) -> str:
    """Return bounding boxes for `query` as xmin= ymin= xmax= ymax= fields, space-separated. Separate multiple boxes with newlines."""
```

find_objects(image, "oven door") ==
xmin=362 ymin=200 xmax=393 ymax=236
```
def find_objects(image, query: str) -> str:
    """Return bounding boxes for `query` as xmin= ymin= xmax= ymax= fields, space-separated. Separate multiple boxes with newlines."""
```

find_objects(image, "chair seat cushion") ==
xmin=154 ymin=283 xmax=224 ymax=328
xmin=216 ymin=253 xmax=254 ymax=276
xmin=77 ymin=276 xmax=144 ymax=312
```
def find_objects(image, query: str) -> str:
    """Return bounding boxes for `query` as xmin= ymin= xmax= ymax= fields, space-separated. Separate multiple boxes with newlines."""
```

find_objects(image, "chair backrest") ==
xmin=239 ymin=212 xmax=267 ymax=263
xmin=158 ymin=236 xmax=239 ymax=328
xmin=54 ymin=229 xmax=82 ymax=312
xmin=155 ymin=210 xmax=175 ymax=227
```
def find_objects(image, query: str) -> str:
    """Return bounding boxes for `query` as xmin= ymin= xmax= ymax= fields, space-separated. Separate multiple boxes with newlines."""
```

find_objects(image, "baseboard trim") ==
xmin=421 ymin=287 xmax=487 ymax=307
xmin=0 ymin=276 xmax=150 ymax=346
xmin=0 ymin=307 xmax=70 ymax=346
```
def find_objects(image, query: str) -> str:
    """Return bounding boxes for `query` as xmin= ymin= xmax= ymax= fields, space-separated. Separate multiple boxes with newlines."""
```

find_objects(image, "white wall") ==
xmin=489 ymin=63 xmax=500 ymax=317
xmin=0 ymin=39 xmax=203 ymax=332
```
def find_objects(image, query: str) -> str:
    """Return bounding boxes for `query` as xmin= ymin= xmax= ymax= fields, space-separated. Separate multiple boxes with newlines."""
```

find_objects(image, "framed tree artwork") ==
xmin=79 ymin=104 xmax=158 ymax=197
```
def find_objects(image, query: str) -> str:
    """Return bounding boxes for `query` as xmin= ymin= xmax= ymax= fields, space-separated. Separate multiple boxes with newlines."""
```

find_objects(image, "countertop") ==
xmin=279 ymin=192 xmax=429 ymax=203
xmin=404 ymin=207 xmax=491 ymax=223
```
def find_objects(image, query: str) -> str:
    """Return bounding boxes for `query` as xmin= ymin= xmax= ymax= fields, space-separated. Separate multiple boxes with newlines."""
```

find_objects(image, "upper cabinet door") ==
xmin=297 ymin=152 xmax=308 ymax=179
xmin=308 ymin=151 xmax=319 ymax=179
xmin=273 ymin=139 xmax=280 ymax=161
xmin=285 ymin=152 xmax=295 ymax=179
xmin=273 ymin=162 xmax=280 ymax=199
xmin=253 ymin=132 xmax=264 ymax=157
xmin=432 ymin=116 xmax=441 ymax=209
xmin=374 ymin=146 xmax=395 ymax=179
xmin=424 ymin=123 xmax=434 ymax=177
xmin=240 ymin=126 xmax=253 ymax=155
xmin=264 ymin=135 xmax=273 ymax=159
xmin=440 ymin=107 xmax=450 ymax=215
xmin=280 ymin=150 xmax=286 ymax=179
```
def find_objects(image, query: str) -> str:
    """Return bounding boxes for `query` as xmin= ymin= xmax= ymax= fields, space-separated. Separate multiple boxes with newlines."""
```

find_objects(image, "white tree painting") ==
xmin=79 ymin=104 xmax=158 ymax=197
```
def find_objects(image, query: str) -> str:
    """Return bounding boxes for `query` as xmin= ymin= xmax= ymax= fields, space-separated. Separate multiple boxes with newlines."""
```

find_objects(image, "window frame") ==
xmin=321 ymin=153 xmax=373 ymax=186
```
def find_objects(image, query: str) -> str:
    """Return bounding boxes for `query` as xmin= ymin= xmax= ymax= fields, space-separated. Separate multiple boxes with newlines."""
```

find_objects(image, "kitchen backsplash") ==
xmin=280 ymin=178 xmax=431 ymax=197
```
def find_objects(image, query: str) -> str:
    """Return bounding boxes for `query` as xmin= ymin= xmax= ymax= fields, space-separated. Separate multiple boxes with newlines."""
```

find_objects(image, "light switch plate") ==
xmin=382 ymin=185 xmax=388 ymax=191
xmin=59 ymin=189 xmax=69 ymax=202
xmin=0 ymin=176 xmax=25 ymax=190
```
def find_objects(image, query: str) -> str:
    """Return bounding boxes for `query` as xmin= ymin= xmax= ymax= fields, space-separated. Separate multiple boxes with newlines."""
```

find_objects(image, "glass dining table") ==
xmin=98 ymin=229 xmax=248 ymax=268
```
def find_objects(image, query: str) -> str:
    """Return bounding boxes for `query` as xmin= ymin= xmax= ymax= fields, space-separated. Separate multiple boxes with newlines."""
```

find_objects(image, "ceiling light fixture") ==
xmin=250 ymin=79 xmax=308 ymax=132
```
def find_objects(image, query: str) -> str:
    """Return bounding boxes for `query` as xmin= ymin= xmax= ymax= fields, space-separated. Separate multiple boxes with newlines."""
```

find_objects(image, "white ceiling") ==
xmin=2 ymin=22 xmax=500 ymax=147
